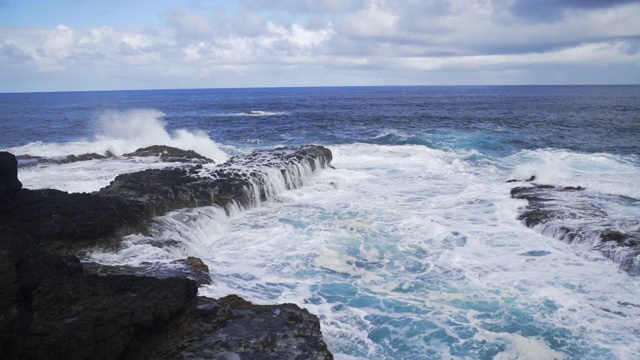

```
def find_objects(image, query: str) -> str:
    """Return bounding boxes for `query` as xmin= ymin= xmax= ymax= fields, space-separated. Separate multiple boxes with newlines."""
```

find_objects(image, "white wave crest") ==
xmin=507 ymin=149 xmax=640 ymax=199
xmin=220 ymin=111 xmax=288 ymax=117
xmin=7 ymin=109 xmax=228 ymax=163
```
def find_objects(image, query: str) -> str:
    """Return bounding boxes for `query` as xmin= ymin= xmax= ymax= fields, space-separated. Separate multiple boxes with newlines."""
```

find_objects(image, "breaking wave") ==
xmin=5 ymin=109 xmax=228 ymax=163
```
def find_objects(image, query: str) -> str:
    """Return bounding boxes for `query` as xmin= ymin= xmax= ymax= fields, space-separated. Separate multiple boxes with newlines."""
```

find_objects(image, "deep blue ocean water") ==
xmin=2 ymin=86 xmax=640 ymax=359
xmin=2 ymin=86 xmax=639 ymax=156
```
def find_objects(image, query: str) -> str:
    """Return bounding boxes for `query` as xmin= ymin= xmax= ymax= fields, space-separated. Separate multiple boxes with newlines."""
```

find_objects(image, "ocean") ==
xmin=1 ymin=85 xmax=639 ymax=359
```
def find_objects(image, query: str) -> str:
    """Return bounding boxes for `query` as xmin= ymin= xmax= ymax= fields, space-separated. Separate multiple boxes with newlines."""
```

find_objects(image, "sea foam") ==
xmin=6 ymin=109 xmax=228 ymax=162
xmin=8 ymin=109 xmax=230 ymax=192
xmin=84 ymin=143 xmax=640 ymax=359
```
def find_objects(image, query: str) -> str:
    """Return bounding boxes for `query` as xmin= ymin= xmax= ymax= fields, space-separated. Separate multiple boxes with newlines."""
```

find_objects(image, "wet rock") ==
xmin=506 ymin=175 xmax=536 ymax=183
xmin=64 ymin=152 xmax=111 ymax=163
xmin=2 ymin=146 xmax=333 ymax=250
xmin=561 ymin=186 xmax=585 ymax=191
xmin=0 ymin=188 xmax=151 ymax=250
xmin=124 ymin=145 xmax=214 ymax=164
xmin=119 ymin=296 xmax=333 ymax=360
xmin=520 ymin=250 xmax=551 ymax=257
xmin=83 ymin=256 xmax=212 ymax=286
xmin=172 ymin=257 xmax=211 ymax=285
xmin=0 ymin=227 xmax=40 ymax=359
xmin=100 ymin=167 xmax=254 ymax=216
xmin=16 ymin=152 xmax=114 ymax=168
xmin=0 ymin=151 xmax=22 ymax=197
xmin=0 ymin=146 xmax=335 ymax=359
xmin=600 ymin=229 xmax=634 ymax=245
xmin=21 ymin=266 xmax=198 ymax=360
xmin=511 ymin=183 xmax=640 ymax=275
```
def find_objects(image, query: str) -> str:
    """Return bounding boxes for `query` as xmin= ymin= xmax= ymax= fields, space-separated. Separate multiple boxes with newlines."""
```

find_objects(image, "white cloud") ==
xmin=0 ymin=0 xmax=639 ymax=91
xmin=338 ymin=0 xmax=397 ymax=38
xmin=251 ymin=0 xmax=367 ymax=13
xmin=394 ymin=40 xmax=640 ymax=72
xmin=167 ymin=8 xmax=214 ymax=41
xmin=232 ymin=6 xmax=266 ymax=37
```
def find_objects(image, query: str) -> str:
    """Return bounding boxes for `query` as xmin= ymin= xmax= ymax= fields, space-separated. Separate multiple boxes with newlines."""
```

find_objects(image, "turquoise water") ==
xmin=2 ymin=86 xmax=640 ymax=359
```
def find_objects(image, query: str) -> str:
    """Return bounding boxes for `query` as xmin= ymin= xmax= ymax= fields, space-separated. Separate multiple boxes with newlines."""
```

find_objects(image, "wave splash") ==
xmin=367 ymin=131 xmax=432 ymax=147
xmin=7 ymin=109 xmax=228 ymax=163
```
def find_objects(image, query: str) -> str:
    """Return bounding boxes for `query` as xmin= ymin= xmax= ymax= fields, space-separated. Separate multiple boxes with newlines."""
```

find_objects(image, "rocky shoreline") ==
xmin=0 ymin=146 xmax=334 ymax=359
xmin=509 ymin=177 xmax=640 ymax=275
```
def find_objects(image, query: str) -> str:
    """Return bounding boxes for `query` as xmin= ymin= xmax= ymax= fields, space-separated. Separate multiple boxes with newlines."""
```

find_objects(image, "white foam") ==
xmin=17 ymin=157 xmax=170 ymax=193
xmin=219 ymin=111 xmax=288 ymax=117
xmin=79 ymin=143 xmax=640 ymax=359
xmin=6 ymin=109 xmax=229 ymax=163
xmin=508 ymin=149 xmax=640 ymax=198
xmin=486 ymin=333 xmax=566 ymax=360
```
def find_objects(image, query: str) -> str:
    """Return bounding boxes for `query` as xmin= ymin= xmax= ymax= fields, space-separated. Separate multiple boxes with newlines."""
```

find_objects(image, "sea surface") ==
xmin=2 ymin=86 xmax=640 ymax=359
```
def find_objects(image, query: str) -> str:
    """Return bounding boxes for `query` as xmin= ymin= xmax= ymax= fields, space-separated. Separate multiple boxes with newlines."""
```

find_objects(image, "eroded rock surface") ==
xmin=0 ymin=145 xmax=334 ymax=359
xmin=511 ymin=183 xmax=640 ymax=275
xmin=0 ymin=152 xmax=22 ymax=197
xmin=120 ymin=296 xmax=333 ymax=360
xmin=123 ymin=145 xmax=215 ymax=164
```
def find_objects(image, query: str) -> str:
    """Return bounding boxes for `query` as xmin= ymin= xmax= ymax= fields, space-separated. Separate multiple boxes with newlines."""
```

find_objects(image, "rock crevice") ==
xmin=0 ymin=146 xmax=334 ymax=359
xmin=511 ymin=183 xmax=640 ymax=275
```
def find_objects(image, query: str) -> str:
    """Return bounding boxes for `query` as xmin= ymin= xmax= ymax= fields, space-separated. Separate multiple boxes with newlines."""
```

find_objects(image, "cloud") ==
xmin=394 ymin=40 xmax=640 ymax=72
xmin=323 ymin=0 xmax=640 ymax=60
xmin=0 ymin=0 xmax=639 ymax=91
xmin=232 ymin=6 xmax=266 ymax=37
xmin=251 ymin=0 xmax=367 ymax=13
xmin=511 ymin=0 xmax=640 ymax=22
xmin=0 ymin=42 xmax=33 ymax=62
xmin=336 ymin=0 xmax=397 ymax=38
xmin=167 ymin=8 xmax=214 ymax=41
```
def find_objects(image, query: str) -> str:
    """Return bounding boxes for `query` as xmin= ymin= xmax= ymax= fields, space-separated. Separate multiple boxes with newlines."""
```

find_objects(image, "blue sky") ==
xmin=0 ymin=0 xmax=244 ymax=28
xmin=1 ymin=0 xmax=639 ymax=92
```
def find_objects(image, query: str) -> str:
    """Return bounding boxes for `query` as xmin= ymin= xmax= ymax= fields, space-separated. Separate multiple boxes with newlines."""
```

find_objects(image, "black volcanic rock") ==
xmin=22 ymin=265 xmax=197 ymax=360
xmin=0 ymin=152 xmax=22 ymax=197
xmin=64 ymin=152 xmax=112 ymax=163
xmin=83 ymin=256 xmax=213 ymax=286
xmin=0 ymin=189 xmax=151 ymax=252
xmin=0 ymin=227 xmax=40 ymax=359
xmin=120 ymin=296 xmax=333 ymax=360
xmin=15 ymin=152 xmax=114 ymax=169
xmin=511 ymin=183 xmax=640 ymax=275
xmin=100 ymin=167 xmax=253 ymax=217
xmin=1 ymin=145 xmax=333 ymax=252
xmin=0 ymin=145 xmax=334 ymax=359
xmin=124 ymin=145 xmax=214 ymax=164
xmin=599 ymin=229 xmax=640 ymax=247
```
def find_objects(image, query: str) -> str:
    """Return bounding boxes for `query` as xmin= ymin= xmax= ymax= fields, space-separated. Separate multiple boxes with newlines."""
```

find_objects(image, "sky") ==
xmin=0 ymin=0 xmax=639 ymax=92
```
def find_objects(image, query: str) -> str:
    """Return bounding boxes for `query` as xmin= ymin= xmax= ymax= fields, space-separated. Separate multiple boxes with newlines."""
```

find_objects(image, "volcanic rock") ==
xmin=124 ymin=145 xmax=214 ymax=164
xmin=511 ymin=183 xmax=640 ymax=275
xmin=0 ymin=145 xmax=334 ymax=359
xmin=0 ymin=151 xmax=22 ymax=197
xmin=119 ymin=296 xmax=333 ymax=360
xmin=83 ymin=256 xmax=212 ymax=286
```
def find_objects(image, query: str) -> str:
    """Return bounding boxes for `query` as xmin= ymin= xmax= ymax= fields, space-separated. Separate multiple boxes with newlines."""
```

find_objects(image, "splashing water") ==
xmin=3 ymin=86 xmax=640 ymax=359
xmin=6 ymin=109 xmax=228 ymax=162
xmin=7 ymin=109 xmax=230 ymax=193
xmin=86 ymin=144 xmax=640 ymax=359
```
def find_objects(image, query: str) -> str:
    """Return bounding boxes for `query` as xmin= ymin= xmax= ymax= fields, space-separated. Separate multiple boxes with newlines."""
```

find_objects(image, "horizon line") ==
xmin=2 ymin=83 xmax=639 ymax=95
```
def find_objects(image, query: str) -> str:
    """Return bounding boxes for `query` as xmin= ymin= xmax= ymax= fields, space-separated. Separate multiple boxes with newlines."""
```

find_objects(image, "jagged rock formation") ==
xmin=0 ymin=152 xmax=22 ymax=197
xmin=15 ymin=152 xmax=113 ymax=168
xmin=0 ymin=145 xmax=334 ymax=359
xmin=123 ymin=145 xmax=215 ymax=163
xmin=83 ymin=256 xmax=213 ymax=286
xmin=120 ymin=295 xmax=332 ymax=360
xmin=3 ymin=145 xmax=332 ymax=252
xmin=511 ymin=183 xmax=640 ymax=275
xmin=15 ymin=144 xmax=212 ymax=169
